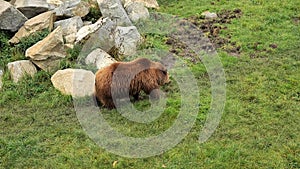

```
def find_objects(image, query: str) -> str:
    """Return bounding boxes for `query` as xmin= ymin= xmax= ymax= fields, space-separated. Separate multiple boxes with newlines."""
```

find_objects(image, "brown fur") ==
xmin=95 ymin=58 xmax=170 ymax=108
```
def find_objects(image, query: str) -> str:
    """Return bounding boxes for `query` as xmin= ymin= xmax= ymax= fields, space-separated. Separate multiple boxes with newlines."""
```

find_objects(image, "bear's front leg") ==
xmin=146 ymin=88 xmax=161 ymax=100
xmin=133 ymin=93 xmax=140 ymax=100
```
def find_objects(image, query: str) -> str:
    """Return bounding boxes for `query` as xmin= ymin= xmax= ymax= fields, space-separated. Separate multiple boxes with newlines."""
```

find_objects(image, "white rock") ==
xmin=125 ymin=2 xmax=150 ymax=22
xmin=63 ymin=1 xmax=90 ymax=17
xmin=64 ymin=43 xmax=74 ymax=49
xmin=54 ymin=16 xmax=83 ymax=44
xmin=47 ymin=0 xmax=81 ymax=10
xmin=51 ymin=69 xmax=95 ymax=97
xmin=75 ymin=18 xmax=107 ymax=43
xmin=85 ymin=48 xmax=116 ymax=69
xmin=0 ymin=0 xmax=28 ymax=32
xmin=88 ymin=18 xmax=116 ymax=53
xmin=7 ymin=60 xmax=37 ymax=83
xmin=75 ymin=17 xmax=116 ymax=48
xmin=83 ymin=21 xmax=93 ymax=26
xmin=114 ymin=26 xmax=141 ymax=56
xmin=201 ymin=11 xmax=218 ymax=19
xmin=48 ymin=0 xmax=89 ymax=17
xmin=97 ymin=0 xmax=132 ymax=26
xmin=122 ymin=0 xmax=159 ymax=9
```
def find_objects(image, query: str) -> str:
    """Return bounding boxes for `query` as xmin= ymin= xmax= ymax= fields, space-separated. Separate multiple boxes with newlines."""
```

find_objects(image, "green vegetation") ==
xmin=82 ymin=0 xmax=102 ymax=23
xmin=0 ymin=29 xmax=49 ymax=68
xmin=1 ymin=0 xmax=299 ymax=168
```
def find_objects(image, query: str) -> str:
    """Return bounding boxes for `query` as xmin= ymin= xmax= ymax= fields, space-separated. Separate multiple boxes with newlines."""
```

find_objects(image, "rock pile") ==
xmin=0 ymin=0 xmax=159 ymax=97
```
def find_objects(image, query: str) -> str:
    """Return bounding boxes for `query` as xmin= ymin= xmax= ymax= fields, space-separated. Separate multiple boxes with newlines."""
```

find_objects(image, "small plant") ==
xmin=82 ymin=1 xmax=102 ymax=23
xmin=59 ymin=44 xmax=83 ymax=69
xmin=0 ymin=30 xmax=13 ymax=68
xmin=14 ymin=29 xmax=50 ymax=54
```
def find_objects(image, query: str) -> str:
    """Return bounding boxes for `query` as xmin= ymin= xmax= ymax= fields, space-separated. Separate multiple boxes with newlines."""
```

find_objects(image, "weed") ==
xmin=14 ymin=29 xmax=50 ymax=54
xmin=59 ymin=44 xmax=83 ymax=69
xmin=0 ymin=30 xmax=49 ymax=68
xmin=82 ymin=2 xmax=102 ymax=23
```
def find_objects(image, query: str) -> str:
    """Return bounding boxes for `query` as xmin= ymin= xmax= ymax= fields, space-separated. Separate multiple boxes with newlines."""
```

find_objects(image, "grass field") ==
xmin=1 ymin=0 xmax=299 ymax=168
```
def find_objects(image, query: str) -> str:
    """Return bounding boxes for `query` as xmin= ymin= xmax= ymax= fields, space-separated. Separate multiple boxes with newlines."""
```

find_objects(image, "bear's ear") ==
xmin=135 ymin=58 xmax=151 ymax=68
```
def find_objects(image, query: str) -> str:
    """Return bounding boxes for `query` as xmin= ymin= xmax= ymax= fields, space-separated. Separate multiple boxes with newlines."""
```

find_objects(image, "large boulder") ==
xmin=7 ymin=60 xmax=37 ymax=83
xmin=75 ymin=17 xmax=116 ymax=51
xmin=114 ymin=26 xmax=141 ymax=56
xmin=25 ymin=26 xmax=66 ymax=72
xmin=0 ymin=0 xmax=28 ymax=32
xmin=125 ymin=2 xmax=150 ymax=22
xmin=48 ymin=0 xmax=81 ymax=10
xmin=85 ymin=48 xmax=116 ymax=69
xmin=12 ymin=0 xmax=49 ymax=19
xmin=9 ymin=11 xmax=55 ymax=44
xmin=75 ymin=18 xmax=106 ymax=43
xmin=54 ymin=16 xmax=83 ymax=45
xmin=97 ymin=0 xmax=132 ymax=26
xmin=122 ymin=0 xmax=159 ymax=9
xmin=51 ymin=69 xmax=95 ymax=97
xmin=12 ymin=0 xmax=89 ymax=18
xmin=48 ymin=0 xmax=89 ymax=18
xmin=63 ymin=1 xmax=90 ymax=18
xmin=82 ymin=17 xmax=116 ymax=54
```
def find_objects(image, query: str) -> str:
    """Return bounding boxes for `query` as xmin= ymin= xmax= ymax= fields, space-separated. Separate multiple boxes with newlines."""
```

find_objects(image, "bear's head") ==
xmin=152 ymin=61 xmax=170 ymax=85
xmin=133 ymin=58 xmax=170 ymax=85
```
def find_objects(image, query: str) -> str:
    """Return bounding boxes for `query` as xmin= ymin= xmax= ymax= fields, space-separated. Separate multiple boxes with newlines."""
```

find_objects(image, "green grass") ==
xmin=1 ymin=0 xmax=300 ymax=168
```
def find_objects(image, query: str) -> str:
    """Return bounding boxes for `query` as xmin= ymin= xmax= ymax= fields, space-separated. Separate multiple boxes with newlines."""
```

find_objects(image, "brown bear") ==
xmin=95 ymin=58 xmax=170 ymax=108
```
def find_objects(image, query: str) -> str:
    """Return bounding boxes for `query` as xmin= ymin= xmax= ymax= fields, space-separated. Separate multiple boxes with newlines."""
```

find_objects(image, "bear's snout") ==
xmin=165 ymin=74 xmax=171 ymax=84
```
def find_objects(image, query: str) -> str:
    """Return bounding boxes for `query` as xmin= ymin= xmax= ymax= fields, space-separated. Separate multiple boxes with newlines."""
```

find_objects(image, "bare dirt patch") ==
xmin=292 ymin=16 xmax=300 ymax=25
xmin=166 ymin=9 xmax=243 ymax=62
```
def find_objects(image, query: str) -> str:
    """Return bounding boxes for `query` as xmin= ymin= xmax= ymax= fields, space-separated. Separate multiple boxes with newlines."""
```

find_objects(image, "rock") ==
xmin=51 ymin=68 xmax=95 ymax=97
xmin=12 ymin=0 xmax=88 ymax=18
xmin=9 ymin=11 xmax=55 ymax=44
xmin=83 ymin=17 xmax=116 ymax=53
xmin=122 ymin=0 xmax=159 ymax=9
xmin=75 ymin=18 xmax=105 ymax=43
xmin=83 ymin=21 xmax=93 ymax=26
xmin=0 ymin=0 xmax=28 ymax=32
xmin=64 ymin=43 xmax=74 ymax=49
xmin=47 ymin=0 xmax=81 ymax=9
xmin=12 ymin=0 xmax=49 ymax=19
xmin=97 ymin=0 xmax=132 ymax=26
xmin=54 ymin=16 xmax=83 ymax=45
xmin=0 ymin=69 xmax=3 ymax=90
xmin=85 ymin=48 xmax=116 ymax=69
xmin=7 ymin=60 xmax=37 ymax=83
xmin=125 ymin=2 xmax=149 ymax=22
xmin=201 ymin=11 xmax=218 ymax=19
xmin=48 ymin=0 xmax=89 ymax=17
xmin=25 ymin=26 xmax=66 ymax=72
xmin=63 ymin=1 xmax=90 ymax=17
xmin=75 ymin=17 xmax=116 ymax=48
xmin=114 ymin=26 xmax=141 ymax=56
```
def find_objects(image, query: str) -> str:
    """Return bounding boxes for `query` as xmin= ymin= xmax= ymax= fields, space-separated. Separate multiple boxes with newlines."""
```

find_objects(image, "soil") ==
xmin=166 ymin=9 xmax=243 ymax=62
xmin=292 ymin=16 xmax=300 ymax=25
